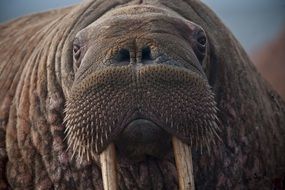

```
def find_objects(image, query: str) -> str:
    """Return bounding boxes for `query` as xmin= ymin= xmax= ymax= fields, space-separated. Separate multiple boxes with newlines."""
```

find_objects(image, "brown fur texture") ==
xmin=0 ymin=0 xmax=285 ymax=189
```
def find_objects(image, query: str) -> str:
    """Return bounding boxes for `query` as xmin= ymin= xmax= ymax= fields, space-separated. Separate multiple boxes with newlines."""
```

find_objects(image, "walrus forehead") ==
xmin=95 ymin=4 xmax=183 ymax=25
xmin=78 ymin=5 xmax=192 ymax=42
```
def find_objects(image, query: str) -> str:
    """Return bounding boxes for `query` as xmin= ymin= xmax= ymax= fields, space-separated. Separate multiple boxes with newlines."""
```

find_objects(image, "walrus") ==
xmin=0 ymin=0 xmax=285 ymax=189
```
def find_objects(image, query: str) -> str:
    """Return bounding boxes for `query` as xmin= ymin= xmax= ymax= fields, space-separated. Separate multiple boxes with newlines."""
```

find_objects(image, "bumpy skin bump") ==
xmin=0 ymin=0 xmax=285 ymax=190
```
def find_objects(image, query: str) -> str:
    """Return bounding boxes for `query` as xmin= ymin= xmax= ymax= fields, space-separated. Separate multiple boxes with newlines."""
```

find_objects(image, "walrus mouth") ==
xmin=100 ymin=137 xmax=195 ymax=190
xmin=101 ymin=118 xmax=196 ymax=189
xmin=64 ymin=64 xmax=220 ymax=189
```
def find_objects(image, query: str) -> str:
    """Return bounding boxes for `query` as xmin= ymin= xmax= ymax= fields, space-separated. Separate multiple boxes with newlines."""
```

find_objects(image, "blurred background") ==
xmin=1 ymin=0 xmax=285 ymax=98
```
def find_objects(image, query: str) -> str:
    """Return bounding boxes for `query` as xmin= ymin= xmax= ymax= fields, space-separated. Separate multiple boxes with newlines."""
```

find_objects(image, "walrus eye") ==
xmin=196 ymin=30 xmax=206 ymax=51
xmin=197 ymin=35 xmax=206 ymax=46
xmin=194 ymin=29 xmax=207 ymax=63
xmin=73 ymin=44 xmax=81 ymax=60
xmin=73 ymin=44 xmax=81 ymax=68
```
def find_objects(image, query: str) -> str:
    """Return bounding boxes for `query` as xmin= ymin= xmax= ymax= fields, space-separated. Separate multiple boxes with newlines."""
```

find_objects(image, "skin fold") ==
xmin=0 ymin=0 xmax=284 ymax=189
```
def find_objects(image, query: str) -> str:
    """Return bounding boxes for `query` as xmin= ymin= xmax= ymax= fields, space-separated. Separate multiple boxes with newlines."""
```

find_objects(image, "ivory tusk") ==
xmin=172 ymin=136 xmax=195 ymax=190
xmin=100 ymin=143 xmax=118 ymax=190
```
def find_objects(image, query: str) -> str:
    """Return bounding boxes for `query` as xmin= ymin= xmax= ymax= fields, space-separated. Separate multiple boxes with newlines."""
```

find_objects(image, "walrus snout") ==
xmin=115 ymin=119 xmax=171 ymax=160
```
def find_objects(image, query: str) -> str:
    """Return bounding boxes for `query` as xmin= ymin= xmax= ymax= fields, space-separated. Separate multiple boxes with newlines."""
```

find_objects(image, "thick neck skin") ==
xmin=1 ymin=1 xmax=285 ymax=190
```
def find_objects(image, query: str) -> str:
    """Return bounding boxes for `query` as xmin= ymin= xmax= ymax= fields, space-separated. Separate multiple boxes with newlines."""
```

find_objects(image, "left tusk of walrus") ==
xmin=172 ymin=136 xmax=195 ymax=190
xmin=100 ymin=143 xmax=118 ymax=190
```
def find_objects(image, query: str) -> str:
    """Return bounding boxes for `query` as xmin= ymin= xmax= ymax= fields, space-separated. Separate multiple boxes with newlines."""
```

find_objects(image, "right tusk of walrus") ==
xmin=100 ymin=143 xmax=118 ymax=190
xmin=172 ymin=136 xmax=195 ymax=190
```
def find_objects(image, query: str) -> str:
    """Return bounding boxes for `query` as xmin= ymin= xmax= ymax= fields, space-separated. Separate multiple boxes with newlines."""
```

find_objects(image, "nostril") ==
xmin=141 ymin=46 xmax=152 ymax=61
xmin=115 ymin=48 xmax=130 ymax=62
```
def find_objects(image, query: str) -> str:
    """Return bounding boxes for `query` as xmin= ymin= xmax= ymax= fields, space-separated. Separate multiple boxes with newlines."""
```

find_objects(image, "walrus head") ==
xmin=64 ymin=5 xmax=219 ymax=189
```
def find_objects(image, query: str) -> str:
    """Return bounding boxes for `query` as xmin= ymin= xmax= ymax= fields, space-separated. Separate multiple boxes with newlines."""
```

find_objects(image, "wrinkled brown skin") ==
xmin=0 ymin=0 xmax=285 ymax=189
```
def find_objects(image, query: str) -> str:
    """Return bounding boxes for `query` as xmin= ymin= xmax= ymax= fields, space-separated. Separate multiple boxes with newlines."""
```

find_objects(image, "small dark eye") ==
xmin=197 ymin=30 xmax=206 ymax=46
xmin=197 ymin=36 xmax=206 ymax=46
xmin=193 ymin=29 xmax=207 ymax=63
xmin=73 ymin=44 xmax=81 ymax=60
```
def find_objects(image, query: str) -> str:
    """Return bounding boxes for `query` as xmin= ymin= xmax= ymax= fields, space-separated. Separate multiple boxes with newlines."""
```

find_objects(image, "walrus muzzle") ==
xmin=65 ymin=64 xmax=218 ymax=154
xmin=65 ymin=63 xmax=219 ymax=189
